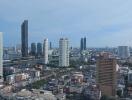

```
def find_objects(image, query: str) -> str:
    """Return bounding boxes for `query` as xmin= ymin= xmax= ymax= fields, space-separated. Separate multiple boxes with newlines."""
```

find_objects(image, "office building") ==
xmin=31 ymin=43 xmax=36 ymax=56
xmin=59 ymin=38 xmax=69 ymax=67
xmin=96 ymin=57 xmax=116 ymax=96
xmin=50 ymin=42 xmax=52 ymax=50
xmin=43 ymin=39 xmax=48 ymax=64
xmin=21 ymin=20 xmax=28 ymax=57
xmin=80 ymin=38 xmax=84 ymax=51
xmin=37 ymin=43 xmax=42 ymax=56
xmin=80 ymin=37 xmax=86 ymax=51
xmin=84 ymin=37 xmax=86 ymax=50
xmin=118 ymin=46 xmax=130 ymax=59
xmin=0 ymin=32 xmax=3 ymax=78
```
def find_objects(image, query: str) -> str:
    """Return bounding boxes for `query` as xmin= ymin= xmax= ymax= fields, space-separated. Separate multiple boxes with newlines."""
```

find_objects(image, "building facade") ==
xmin=118 ymin=46 xmax=130 ymax=59
xmin=37 ymin=43 xmax=43 ymax=56
xmin=80 ymin=38 xmax=84 ymax=51
xmin=50 ymin=42 xmax=52 ymax=50
xmin=96 ymin=58 xmax=116 ymax=96
xmin=31 ymin=43 xmax=36 ymax=56
xmin=84 ymin=37 xmax=86 ymax=50
xmin=21 ymin=20 xmax=28 ymax=57
xmin=59 ymin=38 xmax=69 ymax=67
xmin=80 ymin=37 xmax=86 ymax=51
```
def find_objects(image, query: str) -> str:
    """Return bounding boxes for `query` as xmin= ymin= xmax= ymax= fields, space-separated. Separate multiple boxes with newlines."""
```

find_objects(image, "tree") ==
xmin=100 ymin=95 xmax=109 ymax=100
xmin=117 ymin=90 xmax=122 ymax=97
xmin=100 ymin=95 xmax=116 ymax=100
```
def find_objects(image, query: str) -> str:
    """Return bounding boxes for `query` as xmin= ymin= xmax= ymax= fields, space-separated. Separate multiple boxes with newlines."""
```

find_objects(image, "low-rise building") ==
xmin=82 ymin=85 xmax=101 ymax=100
xmin=71 ymin=72 xmax=84 ymax=84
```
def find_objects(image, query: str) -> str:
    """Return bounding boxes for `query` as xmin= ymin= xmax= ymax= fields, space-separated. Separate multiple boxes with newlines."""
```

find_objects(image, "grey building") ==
xmin=21 ymin=20 xmax=28 ymax=57
xmin=37 ymin=43 xmax=43 ymax=56
xmin=31 ymin=43 xmax=36 ymax=56
xmin=50 ymin=42 xmax=52 ymax=50
xmin=80 ymin=37 xmax=87 ymax=51
xmin=84 ymin=37 xmax=86 ymax=50
xmin=80 ymin=38 xmax=84 ymax=51
xmin=118 ymin=46 xmax=130 ymax=59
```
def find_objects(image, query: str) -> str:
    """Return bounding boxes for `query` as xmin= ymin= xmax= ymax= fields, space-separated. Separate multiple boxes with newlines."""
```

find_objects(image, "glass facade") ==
xmin=21 ymin=20 xmax=28 ymax=57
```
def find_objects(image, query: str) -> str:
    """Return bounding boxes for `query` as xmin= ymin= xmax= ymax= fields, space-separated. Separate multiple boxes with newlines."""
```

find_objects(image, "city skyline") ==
xmin=1 ymin=0 xmax=132 ymax=47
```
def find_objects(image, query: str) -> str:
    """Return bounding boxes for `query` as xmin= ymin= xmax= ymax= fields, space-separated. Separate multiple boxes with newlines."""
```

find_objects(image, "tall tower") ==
xmin=43 ymin=39 xmax=48 ymax=64
xmin=0 ymin=32 xmax=3 ymax=77
xmin=59 ymin=38 xmax=69 ymax=67
xmin=80 ymin=38 xmax=84 ymax=51
xmin=84 ymin=37 xmax=86 ymax=50
xmin=96 ymin=57 xmax=116 ymax=96
xmin=21 ymin=20 xmax=28 ymax=57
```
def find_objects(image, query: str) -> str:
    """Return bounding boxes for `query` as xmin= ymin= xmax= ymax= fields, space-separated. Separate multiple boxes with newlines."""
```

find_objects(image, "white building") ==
xmin=118 ymin=46 xmax=130 ymax=59
xmin=0 ymin=32 xmax=3 ymax=78
xmin=44 ymin=38 xmax=48 ymax=64
xmin=59 ymin=38 xmax=69 ymax=67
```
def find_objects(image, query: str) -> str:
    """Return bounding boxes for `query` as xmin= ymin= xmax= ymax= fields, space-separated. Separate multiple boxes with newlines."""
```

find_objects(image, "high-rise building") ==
xmin=80 ymin=38 xmax=84 ymax=51
xmin=31 ymin=43 xmax=36 ymax=56
xmin=80 ymin=37 xmax=86 ymax=51
xmin=96 ymin=57 xmax=116 ymax=96
xmin=37 ymin=43 xmax=42 ymax=56
xmin=59 ymin=38 xmax=69 ymax=67
xmin=0 ymin=32 xmax=3 ymax=78
xmin=43 ymin=39 xmax=48 ymax=64
xmin=118 ymin=46 xmax=130 ymax=59
xmin=21 ymin=20 xmax=28 ymax=57
xmin=84 ymin=37 xmax=86 ymax=50
xmin=50 ymin=42 xmax=52 ymax=50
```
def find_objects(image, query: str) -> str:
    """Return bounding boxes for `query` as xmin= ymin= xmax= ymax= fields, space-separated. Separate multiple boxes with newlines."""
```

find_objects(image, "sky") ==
xmin=1 ymin=0 xmax=132 ymax=47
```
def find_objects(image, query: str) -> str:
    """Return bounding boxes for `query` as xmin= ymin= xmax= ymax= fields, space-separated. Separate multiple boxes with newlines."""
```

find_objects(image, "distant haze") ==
xmin=1 ymin=0 xmax=132 ymax=47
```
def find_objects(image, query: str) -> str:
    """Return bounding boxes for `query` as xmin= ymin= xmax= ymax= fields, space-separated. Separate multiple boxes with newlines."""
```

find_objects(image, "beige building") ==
xmin=96 ymin=58 xmax=116 ymax=96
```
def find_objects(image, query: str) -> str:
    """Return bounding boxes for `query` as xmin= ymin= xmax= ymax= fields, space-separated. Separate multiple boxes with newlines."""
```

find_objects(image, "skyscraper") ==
xmin=84 ymin=37 xmax=86 ymax=50
xmin=59 ymin=38 xmax=69 ymax=67
xmin=80 ymin=37 xmax=86 ymax=51
xmin=21 ymin=20 xmax=28 ymax=57
xmin=31 ymin=43 xmax=36 ymax=56
xmin=43 ymin=39 xmax=48 ymax=64
xmin=118 ymin=46 xmax=130 ymax=59
xmin=96 ymin=57 xmax=116 ymax=96
xmin=80 ymin=38 xmax=84 ymax=51
xmin=37 ymin=43 xmax=42 ymax=56
xmin=0 ymin=32 xmax=3 ymax=77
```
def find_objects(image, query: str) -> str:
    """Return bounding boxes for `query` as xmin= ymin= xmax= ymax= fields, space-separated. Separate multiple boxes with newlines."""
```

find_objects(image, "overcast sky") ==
xmin=1 ymin=0 xmax=132 ymax=47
